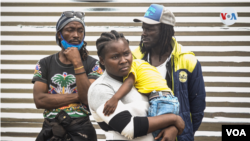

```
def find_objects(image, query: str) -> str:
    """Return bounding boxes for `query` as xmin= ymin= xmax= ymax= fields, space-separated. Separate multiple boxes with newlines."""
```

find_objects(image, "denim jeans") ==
xmin=147 ymin=91 xmax=179 ymax=141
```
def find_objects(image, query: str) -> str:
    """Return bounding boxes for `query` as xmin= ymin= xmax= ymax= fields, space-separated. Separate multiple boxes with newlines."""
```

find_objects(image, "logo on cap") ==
xmin=145 ymin=7 xmax=156 ymax=16
xmin=144 ymin=4 xmax=164 ymax=22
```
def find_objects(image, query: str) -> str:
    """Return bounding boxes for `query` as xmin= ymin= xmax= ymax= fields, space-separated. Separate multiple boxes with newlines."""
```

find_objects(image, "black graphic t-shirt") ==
xmin=32 ymin=53 xmax=103 ymax=119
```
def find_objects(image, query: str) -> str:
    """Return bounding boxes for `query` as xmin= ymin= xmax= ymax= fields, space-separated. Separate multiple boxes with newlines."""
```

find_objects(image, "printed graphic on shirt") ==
xmin=33 ymin=62 xmax=42 ymax=78
xmin=44 ymin=72 xmax=89 ymax=118
xmin=89 ymin=61 xmax=103 ymax=76
xmin=179 ymin=71 xmax=187 ymax=83
xmin=48 ymin=84 xmax=77 ymax=95
xmin=51 ymin=72 xmax=76 ymax=94
xmin=43 ymin=102 xmax=90 ymax=118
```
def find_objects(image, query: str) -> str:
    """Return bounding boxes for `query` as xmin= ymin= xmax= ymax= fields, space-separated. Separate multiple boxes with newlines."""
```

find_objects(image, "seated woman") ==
xmin=87 ymin=30 xmax=185 ymax=141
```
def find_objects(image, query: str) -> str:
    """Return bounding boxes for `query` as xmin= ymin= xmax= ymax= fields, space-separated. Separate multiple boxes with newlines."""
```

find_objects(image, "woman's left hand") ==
xmin=155 ymin=126 xmax=178 ymax=141
xmin=63 ymin=47 xmax=82 ymax=66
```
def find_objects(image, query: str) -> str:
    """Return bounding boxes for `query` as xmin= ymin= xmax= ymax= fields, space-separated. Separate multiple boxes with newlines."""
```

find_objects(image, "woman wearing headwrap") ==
xmin=32 ymin=11 xmax=102 ymax=141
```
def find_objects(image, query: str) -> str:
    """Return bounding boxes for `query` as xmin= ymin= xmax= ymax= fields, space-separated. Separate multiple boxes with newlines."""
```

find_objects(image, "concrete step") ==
xmin=2 ymin=55 xmax=250 ymax=62
xmin=2 ymin=61 xmax=250 ymax=68
xmin=2 ymin=45 xmax=250 ymax=52
xmin=2 ymin=89 xmax=249 ymax=97
xmin=2 ymin=79 xmax=250 ymax=88
xmin=2 ymin=12 xmax=250 ymax=17
xmin=2 ymin=22 xmax=249 ymax=27
xmin=2 ymin=16 xmax=250 ymax=27
xmin=2 ymin=40 xmax=250 ymax=46
xmin=1 ymin=5 xmax=250 ymax=17
xmin=2 ymin=50 xmax=250 ymax=56
xmin=2 ymin=121 xmax=250 ymax=132
xmin=2 ymin=84 xmax=250 ymax=92
xmin=1 ymin=132 xmax=105 ymax=139
xmin=0 ymin=137 xmax=105 ymax=141
xmin=0 ymin=131 xmax=221 ymax=141
xmin=1 ymin=107 xmax=250 ymax=118
xmin=2 ymin=26 xmax=250 ymax=33
xmin=1 ymin=117 xmax=249 ymax=141
xmin=3 ymin=31 xmax=250 ymax=36
xmin=2 ymin=2 xmax=250 ymax=7
xmin=1 ymin=69 xmax=250 ymax=77
xmin=0 ymin=136 xmax=220 ymax=141
xmin=2 ymin=74 xmax=250 ymax=83
xmin=1 ymin=122 xmax=101 ymax=129
xmin=2 ymin=97 xmax=250 ymax=107
xmin=2 ymin=5 xmax=250 ymax=13
xmin=2 ymin=35 xmax=250 ymax=42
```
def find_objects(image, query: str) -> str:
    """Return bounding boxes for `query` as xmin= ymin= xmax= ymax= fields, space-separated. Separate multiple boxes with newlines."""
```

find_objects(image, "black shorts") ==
xmin=36 ymin=116 xmax=97 ymax=141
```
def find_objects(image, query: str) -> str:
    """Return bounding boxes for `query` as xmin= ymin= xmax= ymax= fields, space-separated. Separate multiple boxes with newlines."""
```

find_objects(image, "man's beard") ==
xmin=143 ymin=44 xmax=152 ymax=52
xmin=141 ymin=41 xmax=159 ymax=54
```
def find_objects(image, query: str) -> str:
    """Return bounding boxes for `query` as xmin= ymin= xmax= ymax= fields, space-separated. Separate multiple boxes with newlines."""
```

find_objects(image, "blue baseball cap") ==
xmin=134 ymin=4 xmax=175 ymax=26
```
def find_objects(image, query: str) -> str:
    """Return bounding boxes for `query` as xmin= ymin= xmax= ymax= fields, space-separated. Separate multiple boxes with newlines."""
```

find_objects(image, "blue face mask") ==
xmin=60 ymin=33 xmax=84 ymax=50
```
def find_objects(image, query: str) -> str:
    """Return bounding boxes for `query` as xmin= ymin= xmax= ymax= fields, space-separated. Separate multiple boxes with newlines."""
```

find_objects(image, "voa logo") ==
xmin=226 ymin=129 xmax=246 ymax=136
xmin=220 ymin=8 xmax=238 ymax=25
xmin=222 ymin=125 xmax=249 ymax=141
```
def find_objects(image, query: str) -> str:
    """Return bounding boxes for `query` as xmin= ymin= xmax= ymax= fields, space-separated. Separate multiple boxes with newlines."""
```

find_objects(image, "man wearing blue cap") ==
xmin=32 ymin=11 xmax=102 ymax=141
xmin=133 ymin=4 xmax=206 ymax=141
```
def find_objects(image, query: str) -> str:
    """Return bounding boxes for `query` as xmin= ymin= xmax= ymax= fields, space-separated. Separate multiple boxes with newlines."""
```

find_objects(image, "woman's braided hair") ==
xmin=139 ymin=23 xmax=175 ymax=61
xmin=96 ymin=30 xmax=129 ymax=70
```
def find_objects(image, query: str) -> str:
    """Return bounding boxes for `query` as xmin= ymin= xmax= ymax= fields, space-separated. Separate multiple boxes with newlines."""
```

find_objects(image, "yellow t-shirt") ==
xmin=124 ymin=59 xmax=172 ymax=94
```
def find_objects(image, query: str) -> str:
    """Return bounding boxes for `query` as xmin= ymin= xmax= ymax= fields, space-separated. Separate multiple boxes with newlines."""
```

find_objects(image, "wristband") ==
xmin=74 ymin=66 xmax=84 ymax=70
xmin=75 ymin=71 xmax=86 ymax=75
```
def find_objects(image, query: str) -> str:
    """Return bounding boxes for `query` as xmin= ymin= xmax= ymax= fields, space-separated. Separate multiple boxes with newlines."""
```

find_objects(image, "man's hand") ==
xmin=103 ymin=97 xmax=119 ymax=116
xmin=63 ymin=47 xmax=81 ymax=66
xmin=155 ymin=126 xmax=178 ymax=141
xmin=175 ymin=115 xmax=185 ymax=135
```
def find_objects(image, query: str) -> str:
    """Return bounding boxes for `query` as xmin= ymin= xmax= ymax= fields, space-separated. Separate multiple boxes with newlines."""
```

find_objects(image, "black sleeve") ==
xmin=84 ymin=56 xmax=103 ymax=80
xmin=109 ymin=111 xmax=133 ymax=133
xmin=97 ymin=112 xmax=149 ymax=138
xmin=134 ymin=117 xmax=149 ymax=138
xmin=32 ymin=58 xmax=48 ymax=84
xmin=108 ymin=111 xmax=149 ymax=138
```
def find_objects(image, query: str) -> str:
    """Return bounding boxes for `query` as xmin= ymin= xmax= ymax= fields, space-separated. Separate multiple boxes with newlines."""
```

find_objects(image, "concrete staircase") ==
xmin=1 ymin=0 xmax=250 ymax=140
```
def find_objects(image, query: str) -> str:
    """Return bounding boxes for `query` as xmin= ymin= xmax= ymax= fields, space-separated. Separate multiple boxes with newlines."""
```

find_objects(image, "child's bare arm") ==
xmin=114 ymin=73 xmax=135 ymax=100
xmin=103 ymin=73 xmax=135 ymax=116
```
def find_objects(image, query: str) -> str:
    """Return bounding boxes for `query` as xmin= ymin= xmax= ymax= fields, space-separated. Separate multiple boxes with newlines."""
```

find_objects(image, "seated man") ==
xmin=32 ymin=11 xmax=103 ymax=141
